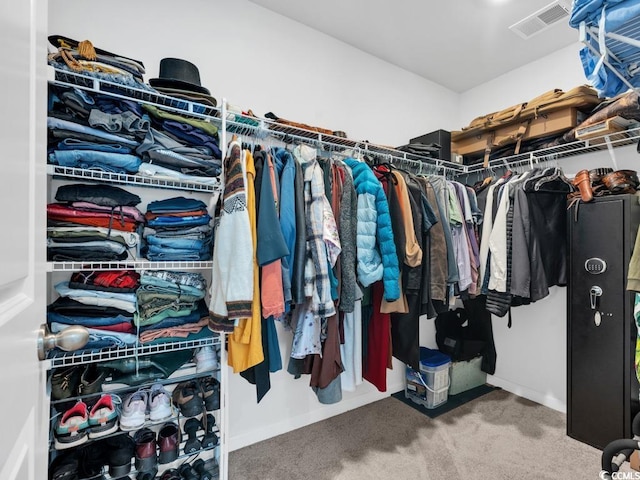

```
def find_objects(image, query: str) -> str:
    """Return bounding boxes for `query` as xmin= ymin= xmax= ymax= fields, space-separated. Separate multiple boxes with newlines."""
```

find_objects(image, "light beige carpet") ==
xmin=229 ymin=389 xmax=634 ymax=480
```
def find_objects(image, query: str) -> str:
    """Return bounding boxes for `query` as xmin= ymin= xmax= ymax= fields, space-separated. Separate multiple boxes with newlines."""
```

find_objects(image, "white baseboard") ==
xmin=229 ymin=382 xmax=404 ymax=452
xmin=487 ymin=376 xmax=566 ymax=413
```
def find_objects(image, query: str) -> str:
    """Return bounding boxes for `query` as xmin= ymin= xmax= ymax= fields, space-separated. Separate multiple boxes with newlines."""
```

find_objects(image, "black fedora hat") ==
xmin=149 ymin=58 xmax=210 ymax=95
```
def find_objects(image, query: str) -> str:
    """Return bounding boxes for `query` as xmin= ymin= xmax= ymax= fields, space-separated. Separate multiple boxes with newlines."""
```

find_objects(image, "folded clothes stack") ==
xmin=396 ymin=142 xmax=441 ymax=157
xmin=137 ymin=105 xmax=222 ymax=180
xmin=46 ymin=269 xmax=212 ymax=354
xmin=48 ymin=86 xmax=147 ymax=174
xmin=47 ymin=184 xmax=145 ymax=261
xmin=47 ymin=35 xmax=150 ymax=91
xmin=143 ymin=197 xmax=213 ymax=261
xmin=135 ymin=271 xmax=209 ymax=342
xmin=47 ymin=54 xmax=223 ymax=185
xmin=49 ymin=271 xmax=140 ymax=351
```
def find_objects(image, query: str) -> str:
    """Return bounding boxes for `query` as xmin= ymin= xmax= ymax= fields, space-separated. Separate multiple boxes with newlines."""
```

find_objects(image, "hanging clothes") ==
xmin=363 ymin=281 xmax=391 ymax=392
xmin=340 ymin=285 xmax=363 ymax=392
xmin=343 ymin=158 xmax=400 ymax=302
xmin=389 ymin=170 xmax=428 ymax=369
xmin=336 ymin=162 xmax=358 ymax=313
xmin=416 ymin=177 xmax=447 ymax=305
xmin=257 ymin=151 xmax=288 ymax=319
xmin=209 ymin=140 xmax=253 ymax=330
xmin=272 ymin=147 xmax=297 ymax=312
xmin=227 ymin=150 xmax=264 ymax=374
xmin=286 ymin=145 xmax=340 ymax=359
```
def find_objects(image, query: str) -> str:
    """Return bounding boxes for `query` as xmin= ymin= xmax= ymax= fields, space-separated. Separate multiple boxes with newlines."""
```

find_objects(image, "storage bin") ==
xmin=405 ymin=347 xmax=451 ymax=409
xmin=448 ymin=356 xmax=487 ymax=396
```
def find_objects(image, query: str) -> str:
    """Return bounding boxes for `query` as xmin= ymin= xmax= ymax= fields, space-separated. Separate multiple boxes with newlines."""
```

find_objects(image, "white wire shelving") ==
xmin=49 ymin=65 xmax=640 ymax=178
xmin=46 ymin=165 xmax=220 ymax=192
xmin=579 ymin=12 xmax=640 ymax=95
xmin=47 ymin=260 xmax=214 ymax=272
xmin=45 ymin=335 xmax=221 ymax=369
xmin=49 ymin=66 xmax=465 ymax=177
xmin=463 ymin=125 xmax=640 ymax=174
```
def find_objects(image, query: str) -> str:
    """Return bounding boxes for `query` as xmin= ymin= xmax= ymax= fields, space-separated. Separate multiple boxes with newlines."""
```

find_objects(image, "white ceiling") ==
xmin=248 ymin=0 xmax=579 ymax=92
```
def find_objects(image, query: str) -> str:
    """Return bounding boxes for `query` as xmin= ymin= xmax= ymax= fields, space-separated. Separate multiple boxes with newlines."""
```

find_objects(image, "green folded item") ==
xmin=143 ymin=104 xmax=218 ymax=136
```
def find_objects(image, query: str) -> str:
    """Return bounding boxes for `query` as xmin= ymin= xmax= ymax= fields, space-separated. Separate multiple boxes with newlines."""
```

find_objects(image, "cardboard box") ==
xmin=451 ymin=107 xmax=583 ymax=157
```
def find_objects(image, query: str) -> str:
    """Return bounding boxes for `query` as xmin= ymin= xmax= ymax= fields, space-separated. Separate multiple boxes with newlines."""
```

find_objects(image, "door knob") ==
xmin=36 ymin=324 xmax=89 ymax=360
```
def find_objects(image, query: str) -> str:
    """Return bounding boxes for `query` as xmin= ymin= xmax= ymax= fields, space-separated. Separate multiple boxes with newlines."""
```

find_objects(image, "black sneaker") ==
xmin=183 ymin=418 xmax=202 ymax=454
xmin=178 ymin=463 xmax=199 ymax=480
xmin=200 ymin=377 xmax=220 ymax=412
xmin=171 ymin=380 xmax=203 ymax=417
xmin=106 ymin=433 xmax=135 ymax=478
xmin=76 ymin=439 xmax=109 ymax=478
xmin=50 ymin=450 xmax=79 ymax=480
xmin=202 ymin=414 xmax=218 ymax=449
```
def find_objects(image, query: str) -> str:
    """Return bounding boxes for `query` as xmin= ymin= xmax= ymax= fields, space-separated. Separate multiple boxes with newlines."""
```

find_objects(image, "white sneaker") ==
xmin=148 ymin=383 xmax=173 ymax=423
xmin=119 ymin=390 xmax=147 ymax=431
xmin=194 ymin=346 xmax=218 ymax=373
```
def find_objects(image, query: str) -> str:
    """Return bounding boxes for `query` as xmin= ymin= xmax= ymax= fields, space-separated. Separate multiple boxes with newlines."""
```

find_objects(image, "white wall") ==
xmin=458 ymin=41 xmax=640 ymax=413
xmin=48 ymin=0 xmax=460 ymax=452
xmin=459 ymin=42 xmax=588 ymax=128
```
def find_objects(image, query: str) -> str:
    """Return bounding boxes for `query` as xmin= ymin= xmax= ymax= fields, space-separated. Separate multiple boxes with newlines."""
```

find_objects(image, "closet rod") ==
xmin=226 ymin=110 xmax=465 ymax=173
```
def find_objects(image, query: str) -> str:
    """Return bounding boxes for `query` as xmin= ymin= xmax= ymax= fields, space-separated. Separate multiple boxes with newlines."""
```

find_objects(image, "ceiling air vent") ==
xmin=509 ymin=1 xmax=571 ymax=40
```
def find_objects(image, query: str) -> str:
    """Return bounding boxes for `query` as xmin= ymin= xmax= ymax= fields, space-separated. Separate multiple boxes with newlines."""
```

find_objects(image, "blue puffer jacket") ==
xmin=344 ymin=158 xmax=400 ymax=301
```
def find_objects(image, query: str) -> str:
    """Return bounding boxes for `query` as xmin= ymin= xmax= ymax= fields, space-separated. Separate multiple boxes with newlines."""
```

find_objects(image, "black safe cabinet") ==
xmin=568 ymin=194 xmax=640 ymax=449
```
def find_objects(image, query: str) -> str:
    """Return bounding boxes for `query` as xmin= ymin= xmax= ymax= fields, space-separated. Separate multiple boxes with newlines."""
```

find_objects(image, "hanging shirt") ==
xmin=209 ymin=141 xmax=253 ymax=326
xmin=447 ymin=182 xmax=472 ymax=293
xmin=227 ymin=150 xmax=264 ymax=373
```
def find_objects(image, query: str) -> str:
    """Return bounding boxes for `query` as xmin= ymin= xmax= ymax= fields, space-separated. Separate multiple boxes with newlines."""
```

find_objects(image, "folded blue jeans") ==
xmin=48 ymin=117 xmax=139 ymax=147
xmin=48 ymin=312 xmax=133 ymax=327
xmin=57 ymin=137 xmax=133 ymax=154
xmin=49 ymin=149 xmax=142 ymax=173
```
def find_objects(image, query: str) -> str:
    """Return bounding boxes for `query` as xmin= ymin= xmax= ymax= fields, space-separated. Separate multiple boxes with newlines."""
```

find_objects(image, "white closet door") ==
xmin=0 ymin=1 xmax=48 ymax=479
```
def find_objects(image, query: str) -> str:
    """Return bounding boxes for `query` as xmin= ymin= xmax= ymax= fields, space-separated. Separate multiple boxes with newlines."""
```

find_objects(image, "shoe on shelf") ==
xmin=136 ymin=467 xmax=158 ymax=480
xmin=51 ymin=365 xmax=82 ymax=401
xmin=76 ymin=439 xmax=110 ymax=478
xmin=54 ymin=401 xmax=90 ymax=450
xmin=88 ymin=394 xmax=119 ymax=438
xmin=49 ymin=449 xmax=79 ymax=480
xmin=183 ymin=417 xmax=202 ymax=454
xmin=192 ymin=459 xmax=213 ymax=480
xmin=134 ymin=427 xmax=157 ymax=473
xmin=200 ymin=376 xmax=220 ymax=412
xmin=159 ymin=468 xmax=181 ymax=480
xmin=120 ymin=390 xmax=148 ymax=431
xmin=78 ymin=363 xmax=106 ymax=396
xmin=171 ymin=380 xmax=203 ymax=417
xmin=200 ymin=458 xmax=219 ymax=480
xmin=106 ymin=433 xmax=135 ymax=478
xmin=178 ymin=463 xmax=199 ymax=480
xmin=158 ymin=421 xmax=180 ymax=465
xmin=202 ymin=413 xmax=218 ymax=449
xmin=148 ymin=383 xmax=173 ymax=423
xmin=194 ymin=346 xmax=218 ymax=373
